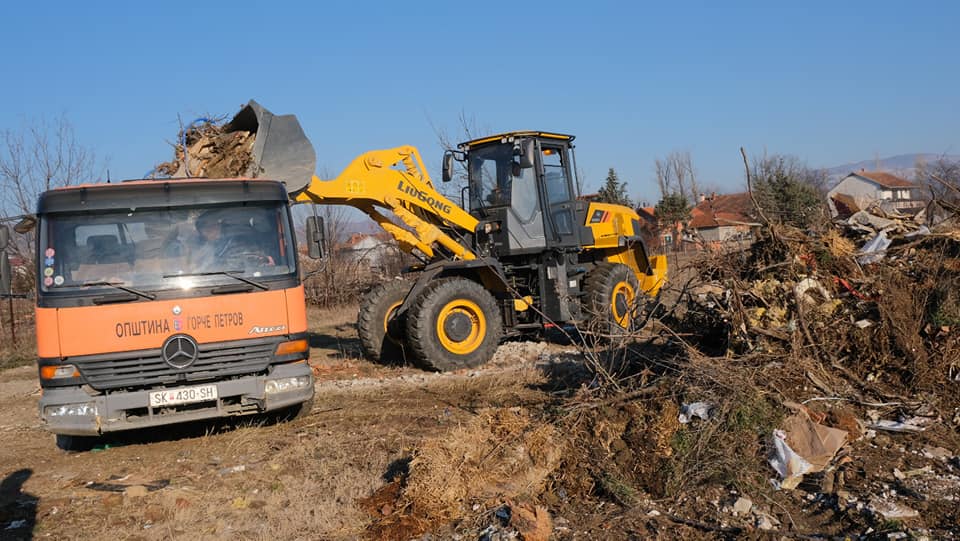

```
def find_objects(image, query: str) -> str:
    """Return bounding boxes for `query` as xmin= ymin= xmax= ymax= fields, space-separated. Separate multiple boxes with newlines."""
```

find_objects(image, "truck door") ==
xmin=539 ymin=143 xmax=580 ymax=248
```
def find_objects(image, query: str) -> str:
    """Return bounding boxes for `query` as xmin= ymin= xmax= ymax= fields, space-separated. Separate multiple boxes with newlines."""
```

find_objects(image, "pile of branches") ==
xmin=153 ymin=116 xmax=255 ymax=179
xmin=673 ymin=212 xmax=960 ymax=399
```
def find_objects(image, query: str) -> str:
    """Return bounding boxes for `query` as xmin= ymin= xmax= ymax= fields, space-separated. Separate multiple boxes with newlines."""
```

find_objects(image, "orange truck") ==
xmin=33 ymin=103 xmax=320 ymax=450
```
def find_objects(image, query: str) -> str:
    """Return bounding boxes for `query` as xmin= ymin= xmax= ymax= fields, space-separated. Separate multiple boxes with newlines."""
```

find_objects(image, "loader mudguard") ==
xmin=396 ymin=258 xmax=509 ymax=317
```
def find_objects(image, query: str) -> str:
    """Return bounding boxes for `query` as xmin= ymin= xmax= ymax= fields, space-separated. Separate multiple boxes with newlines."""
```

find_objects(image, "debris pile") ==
xmin=677 ymin=208 xmax=960 ymax=392
xmin=153 ymin=117 xmax=255 ymax=179
xmin=362 ymin=407 xmax=562 ymax=539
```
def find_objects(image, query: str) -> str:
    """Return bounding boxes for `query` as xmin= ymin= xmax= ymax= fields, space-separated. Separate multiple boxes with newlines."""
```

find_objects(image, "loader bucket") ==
xmin=225 ymin=100 xmax=317 ymax=195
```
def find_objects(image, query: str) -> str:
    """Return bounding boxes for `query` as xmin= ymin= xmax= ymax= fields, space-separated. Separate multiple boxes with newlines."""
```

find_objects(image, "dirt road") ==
xmin=0 ymin=305 xmax=568 ymax=540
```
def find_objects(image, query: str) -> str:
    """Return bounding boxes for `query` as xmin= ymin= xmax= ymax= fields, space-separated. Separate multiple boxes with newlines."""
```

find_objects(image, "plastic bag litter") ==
xmin=857 ymin=231 xmax=892 ymax=264
xmin=678 ymin=402 xmax=714 ymax=423
xmin=867 ymin=418 xmax=929 ymax=433
xmin=769 ymin=429 xmax=813 ymax=490
xmin=904 ymin=225 xmax=931 ymax=238
xmin=769 ymin=412 xmax=848 ymax=490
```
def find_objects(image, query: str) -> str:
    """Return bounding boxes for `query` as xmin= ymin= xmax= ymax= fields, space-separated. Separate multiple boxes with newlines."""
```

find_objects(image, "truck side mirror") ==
xmin=441 ymin=151 xmax=455 ymax=183
xmin=518 ymin=140 xmax=535 ymax=169
xmin=305 ymin=215 xmax=326 ymax=260
xmin=0 ymin=253 xmax=10 ymax=296
xmin=0 ymin=225 xmax=9 ymax=250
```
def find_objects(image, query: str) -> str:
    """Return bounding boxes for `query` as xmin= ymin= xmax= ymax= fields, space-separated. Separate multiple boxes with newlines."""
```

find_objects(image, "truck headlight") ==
xmin=44 ymin=403 xmax=98 ymax=418
xmin=265 ymin=376 xmax=312 ymax=394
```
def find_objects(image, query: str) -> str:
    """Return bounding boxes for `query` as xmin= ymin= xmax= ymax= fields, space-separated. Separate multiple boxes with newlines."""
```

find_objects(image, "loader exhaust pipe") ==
xmin=225 ymin=100 xmax=317 ymax=195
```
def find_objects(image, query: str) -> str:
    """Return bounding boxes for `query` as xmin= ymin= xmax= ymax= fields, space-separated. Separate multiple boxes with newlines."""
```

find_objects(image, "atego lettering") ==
xmin=116 ymin=319 xmax=171 ymax=338
xmin=396 ymin=179 xmax=453 ymax=214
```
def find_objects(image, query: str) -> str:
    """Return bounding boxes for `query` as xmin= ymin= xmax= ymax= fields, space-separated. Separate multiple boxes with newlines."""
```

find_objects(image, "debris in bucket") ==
xmin=153 ymin=116 xmax=255 ymax=179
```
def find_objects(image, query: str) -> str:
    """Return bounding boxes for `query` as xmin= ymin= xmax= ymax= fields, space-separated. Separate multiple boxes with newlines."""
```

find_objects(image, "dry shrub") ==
xmin=402 ymin=407 xmax=562 ymax=522
xmin=556 ymin=352 xmax=790 ymax=506
xmin=823 ymin=228 xmax=856 ymax=258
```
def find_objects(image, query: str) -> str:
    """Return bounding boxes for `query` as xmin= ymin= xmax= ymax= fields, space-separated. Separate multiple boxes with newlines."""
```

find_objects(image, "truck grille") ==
xmin=71 ymin=337 xmax=280 ymax=391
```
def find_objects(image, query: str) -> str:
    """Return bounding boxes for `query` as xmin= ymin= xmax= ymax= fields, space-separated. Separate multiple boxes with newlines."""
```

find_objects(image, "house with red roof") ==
xmin=338 ymin=232 xmax=398 ymax=270
xmin=827 ymin=170 xmax=922 ymax=217
xmin=687 ymin=193 xmax=761 ymax=248
xmin=637 ymin=193 xmax=760 ymax=252
xmin=635 ymin=206 xmax=681 ymax=253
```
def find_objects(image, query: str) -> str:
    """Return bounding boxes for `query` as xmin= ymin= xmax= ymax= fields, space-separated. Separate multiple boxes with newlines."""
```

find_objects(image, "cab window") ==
xmin=541 ymin=146 xmax=571 ymax=205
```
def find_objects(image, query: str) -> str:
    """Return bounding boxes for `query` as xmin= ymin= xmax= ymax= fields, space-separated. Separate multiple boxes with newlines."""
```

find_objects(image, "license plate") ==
xmin=149 ymin=385 xmax=218 ymax=407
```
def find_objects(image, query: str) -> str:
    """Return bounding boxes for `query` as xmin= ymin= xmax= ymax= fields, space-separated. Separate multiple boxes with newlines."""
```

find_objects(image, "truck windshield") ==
xmin=38 ymin=203 xmax=296 ymax=294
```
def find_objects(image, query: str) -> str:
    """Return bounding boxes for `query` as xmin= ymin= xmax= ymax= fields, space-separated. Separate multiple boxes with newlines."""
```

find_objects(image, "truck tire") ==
xmin=55 ymin=434 xmax=98 ymax=452
xmin=405 ymin=278 xmax=502 ymax=372
xmin=357 ymin=280 xmax=412 ymax=364
xmin=584 ymin=262 xmax=642 ymax=337
xmin=284 ymin=397 xmax=315 ymax=422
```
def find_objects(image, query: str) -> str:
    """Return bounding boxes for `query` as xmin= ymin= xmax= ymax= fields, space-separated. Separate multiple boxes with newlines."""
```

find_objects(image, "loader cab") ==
xmin=458 ymin=132 xmax=590 ymax=256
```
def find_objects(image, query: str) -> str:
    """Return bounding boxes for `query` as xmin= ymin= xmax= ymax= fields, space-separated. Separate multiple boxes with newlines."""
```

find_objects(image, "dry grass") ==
xmin=404 ymin=407 xmax=562 ymax=520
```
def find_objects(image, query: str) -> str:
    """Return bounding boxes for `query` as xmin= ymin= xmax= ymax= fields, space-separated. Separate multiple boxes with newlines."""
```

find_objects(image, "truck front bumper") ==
xmin=39 ymin=362 xmax=314 ymax=436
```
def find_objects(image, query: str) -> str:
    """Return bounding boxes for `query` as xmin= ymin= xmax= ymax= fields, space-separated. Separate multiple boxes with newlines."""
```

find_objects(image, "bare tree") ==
xmin=916 ymin=155 xmax=960 ymax=204
xmin=654 ymin=151 xmax=699 ymax=204
xmin=1 ymin=115 xmax=100 ymax=218
xmin=427 ymin=110 xmax=491 ymax=201
xmin=1 ymin=115 xmax=102 ymax=291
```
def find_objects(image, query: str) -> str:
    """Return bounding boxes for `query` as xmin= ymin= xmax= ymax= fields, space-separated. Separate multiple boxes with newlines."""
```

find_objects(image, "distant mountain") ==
xmin=824 ymin=153 xmax=960 ymax=188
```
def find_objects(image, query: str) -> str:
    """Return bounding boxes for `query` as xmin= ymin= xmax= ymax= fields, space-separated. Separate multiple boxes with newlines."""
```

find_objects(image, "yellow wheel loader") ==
xmin=234 ymin=102 xmax=667 ymax=371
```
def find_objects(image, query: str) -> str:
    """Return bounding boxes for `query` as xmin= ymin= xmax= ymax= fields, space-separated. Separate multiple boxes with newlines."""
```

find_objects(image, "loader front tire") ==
xmin=357 ymin=280 xmax=411 ymax=364
xmin=584 ymin=262 xmax=642 ymax=338
xmin=406 ymin=278 xmax=502 ymax=372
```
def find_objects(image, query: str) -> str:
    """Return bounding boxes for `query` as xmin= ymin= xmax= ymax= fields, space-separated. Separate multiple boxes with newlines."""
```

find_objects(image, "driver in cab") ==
xmin=190 ymin=211 xmax=260 ymax=270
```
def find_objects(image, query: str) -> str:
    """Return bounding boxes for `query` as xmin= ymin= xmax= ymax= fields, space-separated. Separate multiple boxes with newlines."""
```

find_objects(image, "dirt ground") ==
xmin=2 ymin=301 xmax=958 ymax=540
xmin=0 ymin=306 xmax=571 ymax=540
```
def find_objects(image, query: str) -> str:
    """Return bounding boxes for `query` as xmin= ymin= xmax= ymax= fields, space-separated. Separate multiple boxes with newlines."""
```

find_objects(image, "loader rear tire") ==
xmin=584 ymin=262 xmax=642 ymax=338
xmin=405 ymin=278 xmax=502 ymax=372
xmin=357 ymin=280 xmax=412 ymax=365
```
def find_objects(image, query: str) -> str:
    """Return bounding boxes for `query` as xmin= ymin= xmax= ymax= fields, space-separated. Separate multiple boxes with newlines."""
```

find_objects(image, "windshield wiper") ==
xmin=80 ymin=281 xmax=156 ymax=301
xmin=163 ymin=270 xmax=268 ymax=291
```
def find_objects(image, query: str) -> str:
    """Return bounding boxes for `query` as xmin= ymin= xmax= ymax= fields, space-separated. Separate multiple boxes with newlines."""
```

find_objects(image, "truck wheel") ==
xmin=55 ymin=434 xmax=98 ymax=452
xmin=406 ymin=278 xmax=502 ymax=371
xmin=357 ymin=280 xmax=412 ymax=364
xmin=584 ymin=262 xmax=642 ymax=337
xmin=285 ymin=397 xmax=315 ymax=422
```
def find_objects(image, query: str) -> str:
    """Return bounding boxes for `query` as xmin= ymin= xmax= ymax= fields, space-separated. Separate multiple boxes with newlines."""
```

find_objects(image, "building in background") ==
xmin=687 ymin=193 xmax=760 ymax=249
xmin=338 ymin=232 xmax=398 ymax=272
xmin=827 ymin=170 xmax=922 ymax=217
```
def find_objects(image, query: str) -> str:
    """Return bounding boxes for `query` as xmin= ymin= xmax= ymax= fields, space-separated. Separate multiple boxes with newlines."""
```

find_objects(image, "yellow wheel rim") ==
xmin=436 ymin=299 xmax=486 ymax=355
xmin=384 ymin=301 xmax=402 ymax=344
xmin=611 ymin=281 xmax=636 ymax=328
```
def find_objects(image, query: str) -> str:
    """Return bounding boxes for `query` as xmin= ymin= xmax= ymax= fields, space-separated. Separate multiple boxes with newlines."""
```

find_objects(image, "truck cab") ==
xmin=34 ymin=178 xmax=314 ymax=448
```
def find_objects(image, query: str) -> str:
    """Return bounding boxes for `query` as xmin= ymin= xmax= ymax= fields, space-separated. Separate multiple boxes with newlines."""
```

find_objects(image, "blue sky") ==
xmin=2 ymin=0 xmax=958 ymax=205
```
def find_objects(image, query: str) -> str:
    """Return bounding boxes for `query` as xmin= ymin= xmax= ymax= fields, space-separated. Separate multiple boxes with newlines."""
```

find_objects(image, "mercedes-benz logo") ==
xmin=162 ymin=334 xmax=198 ymax=369
xmin=172 ymin=305 xmax=182 ymax=315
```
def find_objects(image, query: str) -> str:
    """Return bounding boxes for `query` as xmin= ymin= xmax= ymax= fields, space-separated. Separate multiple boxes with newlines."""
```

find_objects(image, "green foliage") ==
xmin=724 ymin=393 xmax=781 ymax=435
xmin=597 ymin=168 xmax=633 ymax=207
xmin=654 ymin=192 xmax=691 ymax=225
xmin=597 ymin=472 xmax=639 ymax=506
xmin=751 ymin=155 xmax=825 ymax=229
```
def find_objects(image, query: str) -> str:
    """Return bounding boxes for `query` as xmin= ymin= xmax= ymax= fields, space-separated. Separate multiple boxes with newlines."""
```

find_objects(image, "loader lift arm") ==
xmin=294 ymin=146 xmax=479 ymax=263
